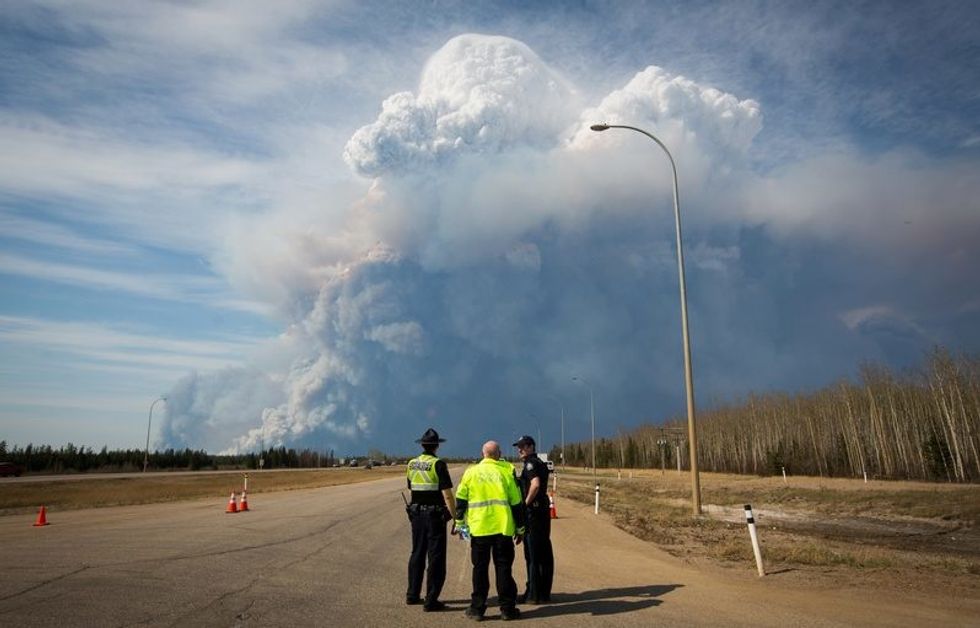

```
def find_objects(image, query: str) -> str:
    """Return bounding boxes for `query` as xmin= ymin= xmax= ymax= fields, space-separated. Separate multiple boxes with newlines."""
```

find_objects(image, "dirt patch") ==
xmin=702 ymin=501 xmax=980 ymax=558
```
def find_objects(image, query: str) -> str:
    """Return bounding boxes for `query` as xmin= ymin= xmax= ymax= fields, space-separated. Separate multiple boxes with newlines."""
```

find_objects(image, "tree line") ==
xmin=555 ymin=348 xmax=979 ymax=482
xmin=0 ymin=443 xmax=347 ymax=473
xmin=0 ymin=440 xmax=469 ymax=474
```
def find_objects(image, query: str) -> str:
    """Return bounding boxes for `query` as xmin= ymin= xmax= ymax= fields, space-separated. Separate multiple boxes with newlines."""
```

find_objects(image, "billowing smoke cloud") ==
xmin=344 ymin=34 xmax=578 ymax=177
xmin=157 ymin=33 xmax=977 ymax=456
xmin=570 ymin=65 xmax=762 ymax=157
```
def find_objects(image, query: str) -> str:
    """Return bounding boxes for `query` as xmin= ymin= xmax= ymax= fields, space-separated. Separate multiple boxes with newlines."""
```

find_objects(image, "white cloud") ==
xmin=570 ymin=65 xmax=762 ymax=157
xmin=961 ymin=136 xmax=980 ymax=149
xmin=690 ymin=243 xmax=740 ymax=272
xmin=0 ymin=252 xmax=269 ymax=315
xmin=0 ymin=115 xmax=264 ymax=194
xmin=0 ymin=214 xmax=139 ymax=256
xmin=344 ymin=34 xmax=579 ymax=176
xmin=840 ymin=305 xmax=899 ymax=331
xmin=0 ymin=315 xmax=256 ymax=369
xmin=739 ymin=149 xmax=980 ymax=259
xmin=17 ymin=0 xmax=348 ymax=104
xmin=0 ymin=114 xmax=272 ymax=253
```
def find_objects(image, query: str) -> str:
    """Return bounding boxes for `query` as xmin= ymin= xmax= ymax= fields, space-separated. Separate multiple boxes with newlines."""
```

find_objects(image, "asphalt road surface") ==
xmin=1 ymin=472 xmax=976 ymax=626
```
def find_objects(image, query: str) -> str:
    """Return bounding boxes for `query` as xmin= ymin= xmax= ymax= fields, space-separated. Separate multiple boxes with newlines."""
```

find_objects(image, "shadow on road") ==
xmin=523 ymin=584 xmax=682 ymax=618
xmin=447 ymin=584 xmax=682 ymax=618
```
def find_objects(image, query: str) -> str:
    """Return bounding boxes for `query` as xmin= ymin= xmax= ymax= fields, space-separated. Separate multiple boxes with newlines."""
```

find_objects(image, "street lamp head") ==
xmin=590 ymin=123 xmax=610 ymax=132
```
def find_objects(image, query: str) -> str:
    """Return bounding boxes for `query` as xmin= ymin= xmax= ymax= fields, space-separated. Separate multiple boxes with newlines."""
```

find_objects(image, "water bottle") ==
xmin=458 ymin=523 xmax=471 ymax=541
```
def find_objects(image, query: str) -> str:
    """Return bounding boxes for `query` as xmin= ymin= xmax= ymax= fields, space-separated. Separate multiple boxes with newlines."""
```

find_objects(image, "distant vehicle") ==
xmin=0 ymin=462 xmax=24 ymax=477
xmin=364 ymin=460 xmax=375 ymax=469
xmin=348 ymin=458 xmax=359 ymax=467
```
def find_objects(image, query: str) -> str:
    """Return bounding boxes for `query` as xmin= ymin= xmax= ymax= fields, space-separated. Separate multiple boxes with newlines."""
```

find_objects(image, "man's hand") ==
xmin=450 ymin=522 xmax=457 ymax=536
xmin=514 ymin=533 xmax=524 ymax=546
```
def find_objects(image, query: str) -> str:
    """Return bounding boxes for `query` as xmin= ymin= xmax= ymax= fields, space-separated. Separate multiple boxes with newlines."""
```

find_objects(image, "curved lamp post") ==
xmin=571 ymin=376 xmax=599 ymax=514
xmin=589 ymin=123 xmax=702 ymax=515
xmin=143 ymin=396 xmax=167 ymax=472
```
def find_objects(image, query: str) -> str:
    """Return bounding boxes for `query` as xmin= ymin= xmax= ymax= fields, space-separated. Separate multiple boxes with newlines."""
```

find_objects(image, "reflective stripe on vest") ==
xmin=455 ymin=458 xmax=520 ymax=537
xmin=407 ymin=453 xmax=440 ymax=491
xmin=467 ymin=499 xmax=510 ymax=509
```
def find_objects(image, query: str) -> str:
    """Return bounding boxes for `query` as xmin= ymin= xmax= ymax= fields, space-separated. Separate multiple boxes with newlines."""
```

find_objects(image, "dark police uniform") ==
xmin=514 ymin=437 xmax=554 ymax=603
xmin=406 ymin=429 xmax=453 ymax=610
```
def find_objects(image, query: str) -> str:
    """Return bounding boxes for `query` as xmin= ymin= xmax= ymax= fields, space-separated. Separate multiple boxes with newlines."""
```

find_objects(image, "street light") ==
xmin=144 ymin=396 xmax=167 ymax=473
xmin=571 ymin=376 xmax=599 ymax=514
xmin=526 ymin=413 xmax=542 ymax=455
xmin=548 ymin=394 xmax=565 ymax=473
xmin=589 ymin=122 xmax=702 ymax=515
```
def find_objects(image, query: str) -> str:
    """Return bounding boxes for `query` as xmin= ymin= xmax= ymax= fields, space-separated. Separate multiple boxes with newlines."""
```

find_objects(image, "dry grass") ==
xmin=560 ymin=467 xmax=980 ymax=522
xmin=555 ymin=468 xmax=980 ymax=582
xmin=0 ymin=467 xmax=403 ymax=515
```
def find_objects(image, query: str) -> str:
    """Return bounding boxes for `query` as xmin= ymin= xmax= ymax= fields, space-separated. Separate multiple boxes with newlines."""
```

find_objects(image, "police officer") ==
xmin=406 ymin=428 xmax=457 ymax=611
xmin=454 ymin=440 xmax=526 ymax=622
xmin=513 ymin=435 xmax=553 ymax=604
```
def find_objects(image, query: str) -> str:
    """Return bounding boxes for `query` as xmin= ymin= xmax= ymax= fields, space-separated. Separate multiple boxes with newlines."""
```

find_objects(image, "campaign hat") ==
xmin=416 ymin=428 xmax=446 ymax=444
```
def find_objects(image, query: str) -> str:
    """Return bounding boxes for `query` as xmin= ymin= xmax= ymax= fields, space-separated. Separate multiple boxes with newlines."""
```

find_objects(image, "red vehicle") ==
xmin=0 ymin=462 xmax=24 ymax=477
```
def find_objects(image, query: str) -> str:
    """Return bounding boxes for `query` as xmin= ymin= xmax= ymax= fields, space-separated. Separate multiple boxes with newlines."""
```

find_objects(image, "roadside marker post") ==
xmin=781 ymin=466 xmax=787 ymax=484
xmin=744 ymin=504 xmax=765 ymax=577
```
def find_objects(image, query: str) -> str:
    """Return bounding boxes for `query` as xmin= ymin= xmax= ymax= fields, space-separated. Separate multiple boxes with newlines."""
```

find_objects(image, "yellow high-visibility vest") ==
xmin=407 ymin=453 xmax=440 ymax=491
xmin=455 ymin=458 xmax=522 ymax=536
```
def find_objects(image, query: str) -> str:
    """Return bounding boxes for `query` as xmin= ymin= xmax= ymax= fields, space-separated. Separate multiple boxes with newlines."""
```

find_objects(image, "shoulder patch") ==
xmin=526 ymin=462 xmax=534 ymax=471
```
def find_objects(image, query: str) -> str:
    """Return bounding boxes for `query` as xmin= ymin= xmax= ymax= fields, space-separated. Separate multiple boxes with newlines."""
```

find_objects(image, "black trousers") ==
xmin=469 ymin=534 xmax=518 ymax=614
xmin=523 ymin=508 xmax=554 ymax=599
xmin=406 ymin=506 xmax=448 ymax=603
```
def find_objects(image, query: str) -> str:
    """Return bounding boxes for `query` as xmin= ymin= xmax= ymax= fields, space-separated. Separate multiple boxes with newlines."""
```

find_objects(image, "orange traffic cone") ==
xmin=225 ymin=492 xmax=238 ymax=514
xmin=549 ymin=492 xmax=557 ymax=519
xmin=239 ymin=491 xmax=249 ymax=512
xmin=33 ymin=505 xmax=50 ymax=527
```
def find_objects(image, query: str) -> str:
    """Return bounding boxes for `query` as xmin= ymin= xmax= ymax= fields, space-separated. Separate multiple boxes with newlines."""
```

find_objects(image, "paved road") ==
xmin=1 ymin=473 xmax=976 ymax=626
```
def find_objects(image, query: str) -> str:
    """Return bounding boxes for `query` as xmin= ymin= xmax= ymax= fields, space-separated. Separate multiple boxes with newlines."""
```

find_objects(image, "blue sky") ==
xmin=1 ymin=1 xmax=978 ymax=456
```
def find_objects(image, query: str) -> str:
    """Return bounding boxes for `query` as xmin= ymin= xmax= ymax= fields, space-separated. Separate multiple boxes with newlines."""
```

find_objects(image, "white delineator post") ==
xmin=244 ymin=472 xmax=249 ymax=493
xmin=594 ymin=484 xmax=600 ymax=515
xmin=744 ymin=504 xmax=765 ymax=576
xmin=781 ymin=466 xmax=787 ymax=484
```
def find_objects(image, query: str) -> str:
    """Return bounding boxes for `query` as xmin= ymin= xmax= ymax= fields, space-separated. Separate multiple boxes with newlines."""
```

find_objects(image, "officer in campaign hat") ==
xmin=405 ymin=428 xmax=457 ymax=611
xmin=513 ymin=434 xmax=554 ymax=603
